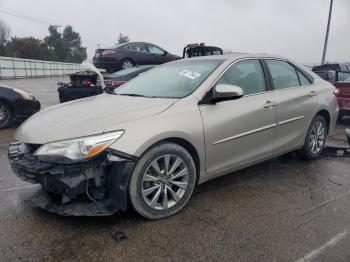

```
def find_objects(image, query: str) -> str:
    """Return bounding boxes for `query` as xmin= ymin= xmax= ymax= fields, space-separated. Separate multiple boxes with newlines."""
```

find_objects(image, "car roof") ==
xmin=114 ymin=42 xmax=159 ymax=47
xmin=180 ymin=52 xmax=289 ymax=61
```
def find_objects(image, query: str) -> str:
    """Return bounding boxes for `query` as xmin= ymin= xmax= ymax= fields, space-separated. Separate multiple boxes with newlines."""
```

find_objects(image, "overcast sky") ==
xmin=0 ymin=0 xmax=349 ymax=64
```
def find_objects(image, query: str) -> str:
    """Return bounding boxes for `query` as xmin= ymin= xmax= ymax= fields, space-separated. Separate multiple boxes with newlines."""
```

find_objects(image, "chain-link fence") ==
xmin=0 ymin=56 xmax=81 ymax=79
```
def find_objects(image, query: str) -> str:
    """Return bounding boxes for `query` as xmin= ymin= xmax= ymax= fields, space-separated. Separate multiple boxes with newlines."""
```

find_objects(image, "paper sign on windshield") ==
xmin=179 ymin=70 xmax=201 ymax=79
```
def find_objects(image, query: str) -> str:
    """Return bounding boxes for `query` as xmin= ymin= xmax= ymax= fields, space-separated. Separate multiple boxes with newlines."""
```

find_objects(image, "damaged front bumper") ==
xmin=8 ymin=142 xmax=136 ymax=216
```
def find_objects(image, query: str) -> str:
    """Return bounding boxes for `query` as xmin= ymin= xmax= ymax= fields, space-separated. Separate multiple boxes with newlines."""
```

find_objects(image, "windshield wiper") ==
xmin=115 ymin=93 xmax=149 ymax=97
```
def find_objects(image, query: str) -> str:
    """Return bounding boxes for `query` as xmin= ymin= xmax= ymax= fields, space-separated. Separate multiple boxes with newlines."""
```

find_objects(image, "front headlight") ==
xmin=14 ymin=88 xmax=34 ymax=100
xmin=34 ymin=131 xmax=124 ymax=160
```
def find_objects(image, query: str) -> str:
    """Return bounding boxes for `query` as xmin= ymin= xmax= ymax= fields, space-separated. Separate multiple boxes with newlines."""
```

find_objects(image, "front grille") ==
xmin=8 ymin=142 xmax=53 ymax=183
xmin=27 ymin=143 xmax=42 ymax=153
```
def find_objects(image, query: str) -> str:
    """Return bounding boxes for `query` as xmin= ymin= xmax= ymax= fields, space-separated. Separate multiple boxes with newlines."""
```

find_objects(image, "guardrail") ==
xmin=0 ymin=56 xmax=81 ymax=79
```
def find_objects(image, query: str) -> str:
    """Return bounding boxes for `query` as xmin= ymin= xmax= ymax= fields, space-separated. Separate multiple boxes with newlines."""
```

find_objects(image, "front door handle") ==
xmin=309 ymin=90 xmax=317 ymax=97
xmin=264 ymin=101 xmax=275 ymax=109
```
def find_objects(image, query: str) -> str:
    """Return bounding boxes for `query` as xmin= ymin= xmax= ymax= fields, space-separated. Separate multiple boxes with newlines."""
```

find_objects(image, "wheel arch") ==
xmin=121 ymin=57 xmax=136 ymax=65
xmin=316 ymin=109 xmax=331 ymax=133
xmin=142 ymin=137 xmax=201 ymax=184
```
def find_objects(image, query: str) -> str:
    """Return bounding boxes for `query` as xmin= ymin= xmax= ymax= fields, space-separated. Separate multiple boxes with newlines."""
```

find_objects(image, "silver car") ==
xmin=9 ymin=54 xmax=338 ymax=219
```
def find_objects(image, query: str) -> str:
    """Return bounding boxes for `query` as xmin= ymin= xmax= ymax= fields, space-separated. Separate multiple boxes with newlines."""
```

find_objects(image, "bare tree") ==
xmin=0 ymin=19 xmax=10 ymax=56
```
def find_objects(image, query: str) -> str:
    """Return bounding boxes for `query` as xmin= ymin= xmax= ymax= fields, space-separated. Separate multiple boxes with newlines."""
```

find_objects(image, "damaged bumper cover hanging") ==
xmin=322 ymin=128 xmax=350 ymax=157
xmin=8 ymin=142 xmax=136 ymax=216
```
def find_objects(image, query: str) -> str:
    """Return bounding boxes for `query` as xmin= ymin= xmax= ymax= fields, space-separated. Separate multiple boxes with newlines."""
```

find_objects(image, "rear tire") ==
xmin=0 ymin=102 xmax=13 ymax=129
xmin=297 ymin=115 xmax=327 ymax=160
xmin=120 ymin=59 xmax=135 ymax=70
xmin=129 ymin=143 xmax=196 ymax=220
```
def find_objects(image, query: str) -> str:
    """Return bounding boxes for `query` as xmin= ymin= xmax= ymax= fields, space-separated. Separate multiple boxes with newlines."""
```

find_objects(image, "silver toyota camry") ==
xmin=9 ymin=53 xmax=338 ymax=219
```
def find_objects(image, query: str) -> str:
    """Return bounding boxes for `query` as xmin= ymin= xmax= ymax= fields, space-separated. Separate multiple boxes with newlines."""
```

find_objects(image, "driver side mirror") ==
xmin=212 ymin=84 xmax=244 ymax=103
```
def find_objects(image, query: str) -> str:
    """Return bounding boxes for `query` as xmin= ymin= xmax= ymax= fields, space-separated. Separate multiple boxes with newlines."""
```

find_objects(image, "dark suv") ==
xmin=312 ymin=63 xmax=350 ymax=73
xmin=183 ymin=43 xmax=223 ymax=58
xmin=93 ymin=42 xmax=180 ymax=73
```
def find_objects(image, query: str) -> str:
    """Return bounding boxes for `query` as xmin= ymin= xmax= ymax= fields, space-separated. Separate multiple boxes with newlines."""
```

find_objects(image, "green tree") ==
xmin=62 ymin=25 xmax=87 ymax=63
xmin=44 ymin=25 xmax=87 ymax=63
xmin=5 ymin=37 xmax=51 ymax=60
xmin=44 ymin=25 xmax=65 ymax=61
xmin=117 ymin=33 xmax=129 ymax=44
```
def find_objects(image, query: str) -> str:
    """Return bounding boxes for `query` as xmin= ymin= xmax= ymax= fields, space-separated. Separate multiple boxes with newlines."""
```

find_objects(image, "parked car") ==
xmin=104 ymin=65 xmax=155 ymax=93
xmin=333 ymin=78 xmax=350 ymax=121
xmin=0 ymin=85 xmax=40 ymax=129
xmin=313 ymin=70 xmax=350 ymax=121
xmin=93 ymin=42 xmax=180 ymax=73
xmin=57 ymin=71 xmax=103 ymax=103
xmin=314 ymin=69 xmax=350 ymax=82
xmin=9 ymin=54 xmax=338 ymax=219
xmin=312 ymin=63 xmax=350 ymax=73
xmin=183 ymin=43 xmax=223 ymax=58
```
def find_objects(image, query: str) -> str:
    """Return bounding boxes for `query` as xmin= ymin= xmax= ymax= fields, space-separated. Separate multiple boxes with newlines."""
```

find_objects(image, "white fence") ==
xmin=0 ymin=56 xmax=81 ymax=79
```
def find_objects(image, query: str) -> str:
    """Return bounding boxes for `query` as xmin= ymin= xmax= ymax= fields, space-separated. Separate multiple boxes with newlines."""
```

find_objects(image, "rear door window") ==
xmin=126 ymin=43 xmax=148 ymax=53
xmin=266 ymin=60 xmax=300 ymax=90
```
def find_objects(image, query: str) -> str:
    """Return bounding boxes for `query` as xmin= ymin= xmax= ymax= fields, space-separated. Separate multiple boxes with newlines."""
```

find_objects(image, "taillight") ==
xmin=102 ymin=49 xmax=116 ymax=56
xmin=82 ymin=80 xmax=91 ymax=86
xmin=111 ymin=81 xmax=126 ymax=87
xmin=104 ymin=80 xmax=126 ymax=87
xmin=333 ymin=89 xmax=340 ymax=96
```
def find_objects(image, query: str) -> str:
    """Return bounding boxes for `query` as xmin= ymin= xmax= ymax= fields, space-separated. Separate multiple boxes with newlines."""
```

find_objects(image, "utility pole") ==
xmin=321 ymin=0 xmax=334 ymax=65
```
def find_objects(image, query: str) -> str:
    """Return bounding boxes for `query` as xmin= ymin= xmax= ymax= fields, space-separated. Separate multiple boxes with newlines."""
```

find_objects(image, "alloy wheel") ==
xmin=0 ymin=104 xmax=9 ymax=126
xmin=122 ymin=61 xmax=133 ymax=69
xmin=309 ymin=120 xmax=326 ymax=154
xmin=141 ymin=154 xmax=189 ymax=210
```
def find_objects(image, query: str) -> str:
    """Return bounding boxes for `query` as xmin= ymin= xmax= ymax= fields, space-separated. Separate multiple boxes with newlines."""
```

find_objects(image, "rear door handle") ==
xmin=309 ymin=90 xmax=317 ymax=97
xmin=264 ymin=101 xmax=275 ymax=109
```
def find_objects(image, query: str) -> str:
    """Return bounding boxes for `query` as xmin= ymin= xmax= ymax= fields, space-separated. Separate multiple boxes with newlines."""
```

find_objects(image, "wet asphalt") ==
xmin=0 ymin=77 xmax=350 ymax=262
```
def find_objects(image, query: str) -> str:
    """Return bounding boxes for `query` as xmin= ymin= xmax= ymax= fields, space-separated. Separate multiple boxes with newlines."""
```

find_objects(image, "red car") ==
xmin=334 ymin=81 xmax=350 ymax=120
xmin=313 ymin=69 xmax=350 ymax=121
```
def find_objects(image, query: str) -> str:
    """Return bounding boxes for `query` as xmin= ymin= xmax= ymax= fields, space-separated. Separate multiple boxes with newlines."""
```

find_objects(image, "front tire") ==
xmin=129 ymin=143 xmax=196 ymax=219
xmin=0 ymin=102 xmax=13 ymax=129
xmin=297 ymin=115 xmax=327 ymax=160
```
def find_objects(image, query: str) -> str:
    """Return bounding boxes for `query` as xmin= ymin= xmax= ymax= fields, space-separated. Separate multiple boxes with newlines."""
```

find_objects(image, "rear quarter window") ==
xmin=297 ymin=70 xmax=311 ymax=85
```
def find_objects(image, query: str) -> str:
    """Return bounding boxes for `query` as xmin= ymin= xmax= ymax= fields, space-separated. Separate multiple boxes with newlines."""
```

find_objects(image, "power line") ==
xmin=0 ymin=5 xmax=103 ymax=48
xmin=0 ymin=6 xmax=59 ymax=26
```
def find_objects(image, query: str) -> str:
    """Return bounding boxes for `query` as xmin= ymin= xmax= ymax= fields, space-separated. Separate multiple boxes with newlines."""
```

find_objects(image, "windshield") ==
xmin=115 ymin=59 xmax=223 ymax=98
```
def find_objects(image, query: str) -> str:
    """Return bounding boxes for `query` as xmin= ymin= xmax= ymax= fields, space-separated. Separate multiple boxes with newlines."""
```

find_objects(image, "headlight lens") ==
xmin=14 ymin=88 xmax=34 ymax=100
xmin=34 ymin=131 xmax=124 ymax=160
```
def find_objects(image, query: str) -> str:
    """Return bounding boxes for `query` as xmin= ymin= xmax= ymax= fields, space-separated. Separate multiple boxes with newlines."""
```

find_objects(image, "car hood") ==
xmin=15 ymin=94 xmax=177 ymax=144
